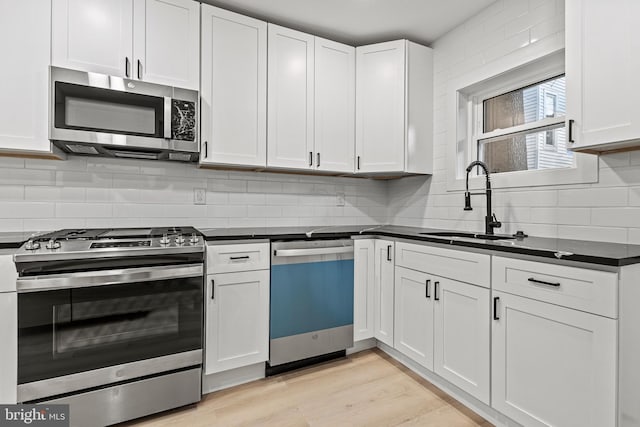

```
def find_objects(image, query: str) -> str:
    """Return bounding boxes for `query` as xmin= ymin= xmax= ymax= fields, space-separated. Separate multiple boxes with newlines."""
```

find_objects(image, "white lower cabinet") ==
xmin=353 ymin=239 xmax=375 ymax=341
xmin=434 ymin=277 xmax=490 ymax=405
xmin=394 ymin=266 xmax=433 ymax=370
xmin=205 ymin=269 xmax=270 ymax=375
xmin=491 ymin=290 xmax=617 ymax=427
xmin=373 ymin=240 xmax=394 ymax=346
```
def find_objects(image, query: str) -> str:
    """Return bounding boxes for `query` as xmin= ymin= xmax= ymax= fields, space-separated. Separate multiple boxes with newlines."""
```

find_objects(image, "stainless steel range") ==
xmin=13 ymin=227 xmax=204 ymax=427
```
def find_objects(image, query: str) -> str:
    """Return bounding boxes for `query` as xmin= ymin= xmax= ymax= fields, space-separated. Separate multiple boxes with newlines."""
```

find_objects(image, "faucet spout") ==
xmin=464 ymin=161 xmax=501 ymax=235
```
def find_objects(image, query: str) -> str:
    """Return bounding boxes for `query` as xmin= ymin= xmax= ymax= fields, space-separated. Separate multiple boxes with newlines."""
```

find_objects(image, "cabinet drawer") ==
xmin=492 ymin=256 xmax=618 ymax=318
xmin=206 ymin=243 xmax=270 ymax=273
xmin=395 ymin=242 xmax=490 ymax=288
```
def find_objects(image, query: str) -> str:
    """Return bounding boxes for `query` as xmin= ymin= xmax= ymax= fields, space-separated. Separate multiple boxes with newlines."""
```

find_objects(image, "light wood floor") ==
xmin=123 ymin=349 xmax=492 ymax=427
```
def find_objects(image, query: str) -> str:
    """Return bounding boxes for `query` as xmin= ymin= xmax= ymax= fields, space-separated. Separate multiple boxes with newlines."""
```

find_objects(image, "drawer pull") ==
xmin=434 ymin=281 xmax=440 ymax=301
xmin=211 ymin=279 xmax=215 ymax=299
xmin=387 ymin=245 xmax=392 ymax=262
xmin=229 ymin=256 xmax=250 ymax=261
xmin=493 ymin=297 xmax=500 ymax=320
xmin=528 ymin=277 xmax=561 ymax=287
xmin=425 ymin=279 xmax=431 ymax=299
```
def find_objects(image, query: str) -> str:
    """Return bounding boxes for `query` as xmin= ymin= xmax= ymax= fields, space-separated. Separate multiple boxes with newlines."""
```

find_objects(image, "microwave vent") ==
xmin=169 ymin=152 xmax=193 ymax=162
xmin=65 ymin=144 xmax=100 ymax=155
xmin=112 ymin=151 xmax=159 ymax=160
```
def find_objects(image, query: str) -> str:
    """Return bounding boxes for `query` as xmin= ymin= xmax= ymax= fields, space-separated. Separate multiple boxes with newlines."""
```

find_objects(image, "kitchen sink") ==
xmin=420 ymin=231 xmax=516 ymax=241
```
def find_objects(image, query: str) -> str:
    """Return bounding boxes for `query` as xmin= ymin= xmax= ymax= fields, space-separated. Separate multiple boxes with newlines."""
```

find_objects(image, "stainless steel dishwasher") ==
xmin=268 ymin=239 xmax=354 ymax=373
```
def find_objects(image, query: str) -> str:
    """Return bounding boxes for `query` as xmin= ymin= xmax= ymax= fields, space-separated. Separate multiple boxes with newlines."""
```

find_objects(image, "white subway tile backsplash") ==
xmin=0 ymin=186 xmax=24 ymax=201
xmin=591 ymin=208 xmax=640 ymax=228
xmin=0 ymin=202 xmax=55 ymax=218
xmin=55 ymin=203 xmax=112 ymax=218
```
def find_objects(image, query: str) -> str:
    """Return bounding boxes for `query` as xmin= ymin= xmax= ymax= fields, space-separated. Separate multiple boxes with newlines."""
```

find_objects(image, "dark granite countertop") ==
xmin=200 ymin=225 xmax=640 ymax=267
xmin=3 ymin=225 xmax=640 ymax=266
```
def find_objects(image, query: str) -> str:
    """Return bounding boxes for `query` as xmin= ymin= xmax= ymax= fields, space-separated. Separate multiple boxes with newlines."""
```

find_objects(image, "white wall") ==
xmin=0 ymin=156 xmax=388 ymax=233
xmin=388 ymin=0 xmax=640 ymax=245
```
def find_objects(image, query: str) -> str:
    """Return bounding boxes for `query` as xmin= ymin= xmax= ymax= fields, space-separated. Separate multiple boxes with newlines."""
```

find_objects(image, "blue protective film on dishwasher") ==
xmin=270 ymin=259 xmax=354 ymax=339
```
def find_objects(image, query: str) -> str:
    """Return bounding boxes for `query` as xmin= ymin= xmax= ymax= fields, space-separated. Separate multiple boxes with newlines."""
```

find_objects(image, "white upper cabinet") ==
xmin=314 ymin=37 xmax=355 ymax=173
xmin=0 ymin=0 xmax=61 ymax=156
xmin=356 ymin=40 xmax=433 ymax=174
xmin=267 ymin=24 xmax=315 ymax=170
xmin=52 ymin=0 xmax=199 ymax=89
xmin=566 ymin=0 xmax=640 ymax=153
xmin=133 ymin=0 xmax=200 ymax=90
xmin=200 ymin=6 xmax=267 ymax=167
xmin=52 ymin=0 xmax=133 ymax=77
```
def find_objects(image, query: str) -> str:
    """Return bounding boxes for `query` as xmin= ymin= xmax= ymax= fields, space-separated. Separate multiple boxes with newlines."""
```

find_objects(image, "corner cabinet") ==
xmin=353 ymin=239 xmax=375 ymax=341
xmin=52 ymin=0 xmax=199 ymax=90
xmin=200 ymin=6 xmax=267 ymax=167
xmin=355 ymin=40 xmax=433 ymax=175
xmin=205 ymin=243 xmax=270 ymax=375
xmin=566 ymin=0 xmax=640 ymax=153
xmin=0 ymin=0 xmax=62 ymax=158
xmin=267 ymin=25 xmax=355 ymax=172
xmin=373 ymin=240 xmax=395 ymax=347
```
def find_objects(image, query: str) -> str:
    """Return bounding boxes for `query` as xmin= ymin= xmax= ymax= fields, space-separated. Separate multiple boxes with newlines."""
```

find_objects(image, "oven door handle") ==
xmin=16 ymin=264 xmax=203 ymax=292
xmin=273 ymin=247 xmax=353 ymax=257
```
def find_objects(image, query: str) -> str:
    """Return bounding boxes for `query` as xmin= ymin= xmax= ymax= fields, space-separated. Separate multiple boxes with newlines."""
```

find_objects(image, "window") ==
xmin=476 ymin=75 xmax=570 ymax=174
xmin=449 ymin=50 xmax=597 ymax=191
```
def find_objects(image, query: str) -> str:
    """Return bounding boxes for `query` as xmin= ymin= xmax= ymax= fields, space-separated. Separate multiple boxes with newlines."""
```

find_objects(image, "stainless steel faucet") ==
xmin=464 ymin=160 xmax=502 ymax=235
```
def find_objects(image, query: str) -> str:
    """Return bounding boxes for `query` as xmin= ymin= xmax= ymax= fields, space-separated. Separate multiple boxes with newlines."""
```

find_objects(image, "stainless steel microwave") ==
xmin=49 ymin=66 xmax=199 ymax=162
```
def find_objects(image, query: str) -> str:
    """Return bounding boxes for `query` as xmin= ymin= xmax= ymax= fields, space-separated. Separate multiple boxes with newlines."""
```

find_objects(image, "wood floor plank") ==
xmin=123 ymin=349 xmax=491 ymax=427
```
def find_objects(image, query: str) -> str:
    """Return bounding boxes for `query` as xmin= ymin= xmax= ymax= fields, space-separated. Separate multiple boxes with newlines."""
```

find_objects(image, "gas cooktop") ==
xmin=14 ymin=227 xmax=204 ymax=263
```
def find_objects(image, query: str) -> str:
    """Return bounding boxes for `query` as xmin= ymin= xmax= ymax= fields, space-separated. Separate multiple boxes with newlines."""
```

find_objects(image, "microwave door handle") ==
xmin=164 ymin=97 xmax=172 ymax=139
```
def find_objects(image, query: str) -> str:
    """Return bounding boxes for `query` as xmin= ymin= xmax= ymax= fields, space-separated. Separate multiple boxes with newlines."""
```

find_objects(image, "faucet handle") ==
xmin=491 ymin=213 xmax=502 ymax=228
xmin=464 ymin=192 xmax=473 ymax=211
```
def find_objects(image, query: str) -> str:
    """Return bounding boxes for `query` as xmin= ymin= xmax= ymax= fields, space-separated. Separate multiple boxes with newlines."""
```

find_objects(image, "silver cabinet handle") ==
xmin=125 ymin=57 xmax=130 ymax=77
xmin=317 ymin=152 xmax=320 ymax=167
xmin=309 ymin=151 xmax=313 ymax=166
xmin=137 ymin=59 xmax=142 ymax=79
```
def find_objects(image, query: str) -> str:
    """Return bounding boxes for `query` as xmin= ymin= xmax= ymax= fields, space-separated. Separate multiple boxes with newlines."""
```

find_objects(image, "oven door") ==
xmin=16 ymin=264 xmax=203 ymax=402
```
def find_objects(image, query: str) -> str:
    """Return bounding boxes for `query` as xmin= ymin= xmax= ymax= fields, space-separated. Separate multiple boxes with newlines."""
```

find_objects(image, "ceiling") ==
xmin=201 ymin=0 xmax=497 ymax=46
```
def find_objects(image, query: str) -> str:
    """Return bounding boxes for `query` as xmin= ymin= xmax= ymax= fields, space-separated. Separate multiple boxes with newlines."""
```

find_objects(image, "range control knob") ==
xmin=160 ymin=234 xmax=170 ymax=245
xmin=175 ymin=233 xmax=185 ymax=245
xmin=25 ymin=239 xmax=41 ymax=251
xmin=189 ymin=233 xmax=199 ymax=244
xmin=46 ymin=239 xmax=61 ymax=250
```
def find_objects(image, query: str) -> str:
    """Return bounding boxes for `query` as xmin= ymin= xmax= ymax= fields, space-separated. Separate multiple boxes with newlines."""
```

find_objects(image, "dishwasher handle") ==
xmin=273 ymin=246 xmax=353 ymax=257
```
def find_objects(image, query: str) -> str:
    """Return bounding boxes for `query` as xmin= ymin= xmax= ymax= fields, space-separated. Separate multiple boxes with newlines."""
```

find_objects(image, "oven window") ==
xmin=54 ymin=82 xmax=164 ymax=138
xmin=18 ymin=276 xmax=202 ymax=384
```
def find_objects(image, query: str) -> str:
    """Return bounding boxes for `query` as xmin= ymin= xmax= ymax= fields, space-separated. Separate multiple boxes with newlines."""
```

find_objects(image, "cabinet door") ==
xmin=566 ymin=0 xmax=640 ymax=150
xmin=433 ymin=278 xmax=490 ymax=404
xmin=373 ymin=240 xmax=394 ymax=347
xmin=353 ymin=240 xmax=374 ymax=341
xmin=200 ymin=6 xmax=267 ymax=167
xmin=0 ymin=0 xmax=53 ymax=154
xmin=267 ymin=24 xmax=315 ymax=169
xmin=205 ymin=270 xmax=270 ymax=375
xmin=492 ymin=291 xmax=617 ymax=427
xmin=52 ymin=0 xmax=133 ymax=77
xmin=355 ymin=40 xmax=406 ymax=173
xmin=133 ymin=0 xmax=199 ymax=90
xmin=394 ymin=266 xmax=433 ymax=370
xmin=314 ymin=37 xmax=355 ymax=173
